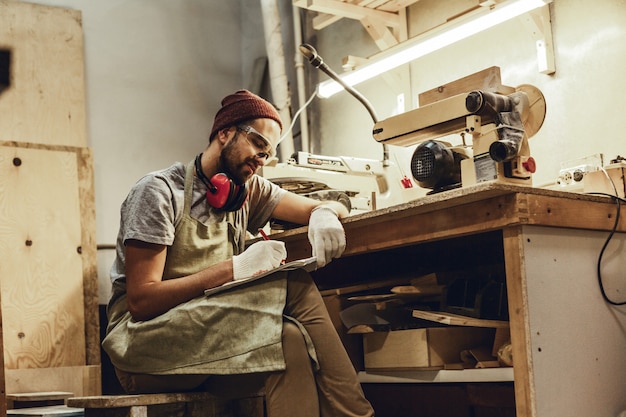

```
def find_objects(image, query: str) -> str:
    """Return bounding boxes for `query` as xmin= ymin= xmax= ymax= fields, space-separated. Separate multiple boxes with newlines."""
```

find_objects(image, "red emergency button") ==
xmin=522 ymin=157 xmax=537 ymax=173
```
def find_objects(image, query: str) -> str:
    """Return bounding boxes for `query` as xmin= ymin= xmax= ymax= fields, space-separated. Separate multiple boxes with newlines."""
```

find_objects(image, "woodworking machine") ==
xmin=373 ymin=84 xmax=546 ymax=192
xmin=261 ymin=151 xmax=423 ymax=214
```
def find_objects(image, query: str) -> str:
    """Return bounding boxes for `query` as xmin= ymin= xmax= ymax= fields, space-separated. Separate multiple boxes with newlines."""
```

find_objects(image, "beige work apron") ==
xmin=103 ymin=161 xmax=288 ymax=375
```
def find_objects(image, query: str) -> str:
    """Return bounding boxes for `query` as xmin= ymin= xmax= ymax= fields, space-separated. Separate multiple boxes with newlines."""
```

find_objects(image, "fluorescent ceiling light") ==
xmin=318 ymin=0 xmax=552 ymax=98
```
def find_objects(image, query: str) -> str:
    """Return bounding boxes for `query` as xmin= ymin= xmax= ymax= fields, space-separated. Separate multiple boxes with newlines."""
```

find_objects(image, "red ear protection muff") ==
xmin=205 ymin=173 xmax=248 ymax=211
xmin=195 ymin=153 xmax=248 ymax=211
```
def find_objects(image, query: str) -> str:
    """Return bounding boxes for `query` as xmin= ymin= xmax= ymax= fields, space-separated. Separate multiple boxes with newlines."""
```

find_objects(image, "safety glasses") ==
xmin=236 ymin=124 xmax=275 ymax=160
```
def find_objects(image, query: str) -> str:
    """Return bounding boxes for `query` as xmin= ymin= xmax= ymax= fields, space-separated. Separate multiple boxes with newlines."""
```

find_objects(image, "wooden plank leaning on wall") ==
xmin=0 ymin=0 xmax=100 ymax=399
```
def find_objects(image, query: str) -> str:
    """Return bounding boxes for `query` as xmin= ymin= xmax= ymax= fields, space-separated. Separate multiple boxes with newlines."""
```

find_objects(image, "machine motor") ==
xmin=410 ymin=140 xmax=469 ymax=194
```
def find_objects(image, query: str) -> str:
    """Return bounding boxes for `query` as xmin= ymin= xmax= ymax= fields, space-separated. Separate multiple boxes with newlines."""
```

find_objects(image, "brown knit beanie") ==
xmin=210 ymin=90 xmax=283 ymax=141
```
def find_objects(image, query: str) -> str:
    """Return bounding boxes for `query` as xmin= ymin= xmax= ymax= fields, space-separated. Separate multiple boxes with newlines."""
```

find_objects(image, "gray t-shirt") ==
xmin=108 ymin=161 xmax=287 ymax=306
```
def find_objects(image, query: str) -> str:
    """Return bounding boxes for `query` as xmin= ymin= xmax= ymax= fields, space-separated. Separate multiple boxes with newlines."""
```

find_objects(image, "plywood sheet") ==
xmin=521 ymin=226 xmax=626 ymax=416
xmin=5 ymin=365 xmax=101 ymax=397
xmin=0 ymin=145 xmax=86 ymax=369
xmin=418 ymin=66 xmax=515 ymax=106
xmin=0 ymin=1 xmax=86 ymax=147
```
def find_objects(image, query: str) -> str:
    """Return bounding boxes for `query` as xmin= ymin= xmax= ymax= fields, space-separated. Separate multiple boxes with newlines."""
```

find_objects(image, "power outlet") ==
xmin=555 ymin=153 xmax=604 ymax=187
xmin=556 ymin=164 xmax=599 ymax=186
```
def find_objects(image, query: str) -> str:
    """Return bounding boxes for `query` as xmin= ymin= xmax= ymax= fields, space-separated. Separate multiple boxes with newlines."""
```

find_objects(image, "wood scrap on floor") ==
xmin=412 ymin=310 xmax=509 ymax=328
xmin=338 ymin=273 xmax=446 ymax=333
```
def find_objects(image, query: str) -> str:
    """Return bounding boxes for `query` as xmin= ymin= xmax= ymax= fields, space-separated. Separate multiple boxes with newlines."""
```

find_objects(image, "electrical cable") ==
xmin=298 ymin=43 xmax=390 ymax=167
xmin=589 ymin=192 xmax=624 ymax=305
xmin=280 ymin=90 xmax=317 ymax=144
xmin=586 ymin=167 xmax=626 ymax=305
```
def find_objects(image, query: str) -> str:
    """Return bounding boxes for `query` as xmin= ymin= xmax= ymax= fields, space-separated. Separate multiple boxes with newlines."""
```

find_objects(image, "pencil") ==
xmin=258 ymin=228 xmax=270 ymax=241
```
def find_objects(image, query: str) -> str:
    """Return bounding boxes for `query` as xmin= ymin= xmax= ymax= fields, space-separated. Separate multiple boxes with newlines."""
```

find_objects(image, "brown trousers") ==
xmin=114 ymin=270 xmax=374 ymax=417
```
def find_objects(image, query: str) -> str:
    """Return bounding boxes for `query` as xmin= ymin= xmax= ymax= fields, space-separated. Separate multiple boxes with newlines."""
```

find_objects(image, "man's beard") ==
xmin=219 ymin=136 xmax=249 ymax=185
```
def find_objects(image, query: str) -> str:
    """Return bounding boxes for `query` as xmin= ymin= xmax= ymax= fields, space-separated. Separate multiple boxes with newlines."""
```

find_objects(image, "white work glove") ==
xmin=232 ymin=240 xmax=287 ymax=280
xmin=308 ymin=205 xmax=346 ymax=268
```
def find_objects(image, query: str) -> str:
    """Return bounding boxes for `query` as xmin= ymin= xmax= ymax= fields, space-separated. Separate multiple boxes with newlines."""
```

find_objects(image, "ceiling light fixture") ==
xmin=317 ymin=0 xmax=552 ymax=98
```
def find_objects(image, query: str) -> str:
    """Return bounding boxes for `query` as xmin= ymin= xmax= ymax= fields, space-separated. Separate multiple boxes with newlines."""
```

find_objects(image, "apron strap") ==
xmin=184 ymin=160 xmax=196 ymax=216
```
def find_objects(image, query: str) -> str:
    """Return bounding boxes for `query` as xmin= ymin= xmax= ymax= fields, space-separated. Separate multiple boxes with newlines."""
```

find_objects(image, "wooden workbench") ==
xmin=274 ymin=183 xmax=626 ymax=417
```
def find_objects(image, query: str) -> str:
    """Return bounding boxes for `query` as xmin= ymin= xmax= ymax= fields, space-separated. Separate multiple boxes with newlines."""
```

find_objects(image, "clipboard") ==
xmin=204 ymin=256 xmax=317 ymax=297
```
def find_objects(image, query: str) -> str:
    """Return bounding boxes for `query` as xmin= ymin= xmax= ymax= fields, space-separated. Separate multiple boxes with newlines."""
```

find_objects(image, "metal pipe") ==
xmin=292 ymin=6 xmax=310 ymax=153
xmin=260 ymin=0 xmax=295 ymax=160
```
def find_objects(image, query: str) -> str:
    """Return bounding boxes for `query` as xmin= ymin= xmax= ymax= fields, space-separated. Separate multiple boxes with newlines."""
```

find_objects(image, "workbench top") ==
xmin=277 ymin=183 xmax=625 ymax=260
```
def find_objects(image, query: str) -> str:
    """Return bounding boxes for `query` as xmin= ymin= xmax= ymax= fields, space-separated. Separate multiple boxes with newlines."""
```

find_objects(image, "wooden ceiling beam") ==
xmin=294 ymin=0 xmax=401 ymax=28
xmin=360 ymin=16 xmax=399 ymax=50
xmin=376 ymin=0 xmax=422 ymax=13
xmin=312 ymin=12 xmax=343 ymax=30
